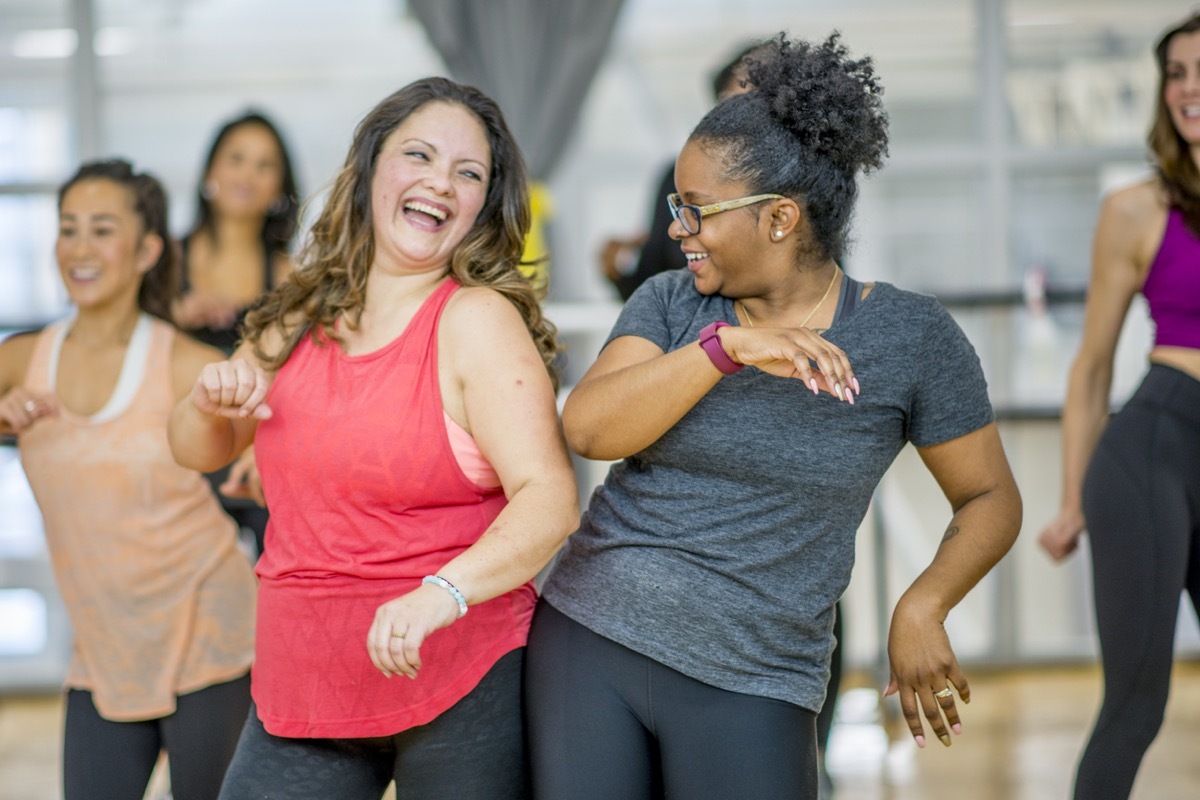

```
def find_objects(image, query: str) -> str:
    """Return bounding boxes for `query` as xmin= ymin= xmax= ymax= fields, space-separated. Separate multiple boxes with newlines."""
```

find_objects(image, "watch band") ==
xmin=698 ymin=321 xmax=743 ymax=375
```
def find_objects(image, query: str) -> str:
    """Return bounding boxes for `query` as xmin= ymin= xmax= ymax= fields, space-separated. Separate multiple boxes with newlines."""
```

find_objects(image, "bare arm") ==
xmin=563 ymin=325 xmax=856 ymax=461
xmin=0 ymin=333 xmax=48 ymax=435
xmin=1038 ymin=183 xmax=1158 ymax=560
xmin=367 ymin=288 xmax=579 ymax=678
xmin=167 ymin=335 xmax=276 ymax=473
xmin=885 ymin=423 xmax=1022 ymax=748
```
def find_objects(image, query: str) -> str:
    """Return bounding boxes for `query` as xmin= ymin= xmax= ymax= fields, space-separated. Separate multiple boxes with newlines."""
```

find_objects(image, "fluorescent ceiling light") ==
xmin=12 ymin=29 xmax=78 ymax=60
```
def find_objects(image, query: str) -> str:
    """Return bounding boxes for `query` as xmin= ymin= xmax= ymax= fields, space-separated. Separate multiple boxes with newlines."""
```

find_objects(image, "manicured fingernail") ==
xmin=852 ymin=377 xmax=861 ymax=394
xmin=939 ymin=734 xmax=952 ymax=748
xmin=835 ymin=383 xmax=843 ymax=399
xmin=844 ymin=386 xmax=855 ymax=404
xmin=809 ymin=378 xmax=818 ymax=395
xmin=952 ymin=723 xmax=962 ymax=735
xmin=914 ymin=735 xmax=926 ymax=749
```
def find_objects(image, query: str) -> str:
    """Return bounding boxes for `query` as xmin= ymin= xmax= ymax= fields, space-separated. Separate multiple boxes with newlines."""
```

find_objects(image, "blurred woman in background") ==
xmin=1038 ymin=11 xmax=1200 ymax=799
xmin=174 ymin=110 xmax=299 ymax=349
xmin=174 ymin=110 xmax=301 ymax=555
xmin=0 ymin=159 xmax=255 ymax=800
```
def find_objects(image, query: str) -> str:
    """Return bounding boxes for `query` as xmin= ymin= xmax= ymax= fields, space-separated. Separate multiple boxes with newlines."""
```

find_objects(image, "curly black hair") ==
xmin=690 ymin=32 xmax=889 ymax=264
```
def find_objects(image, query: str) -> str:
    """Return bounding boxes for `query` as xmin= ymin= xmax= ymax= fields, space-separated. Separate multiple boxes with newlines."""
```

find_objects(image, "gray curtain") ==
xmin=408 ymin=0 xmax=626 ymax=181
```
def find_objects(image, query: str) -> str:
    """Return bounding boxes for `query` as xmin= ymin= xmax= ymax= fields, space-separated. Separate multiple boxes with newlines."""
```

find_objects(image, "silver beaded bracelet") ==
xmin=423 ymin=574 xmax=468 ymax=618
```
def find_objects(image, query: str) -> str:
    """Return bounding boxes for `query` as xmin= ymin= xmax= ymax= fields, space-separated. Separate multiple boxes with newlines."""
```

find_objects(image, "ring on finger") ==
xmin=934 ymin=687 xmax=954 ymax=700
xmin=391 ymin=631 xmax=406 ymax=639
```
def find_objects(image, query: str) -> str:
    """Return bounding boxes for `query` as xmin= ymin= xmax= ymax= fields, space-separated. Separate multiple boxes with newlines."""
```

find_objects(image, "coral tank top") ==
xmin=250 ymin=278 xmax=534 ymax=737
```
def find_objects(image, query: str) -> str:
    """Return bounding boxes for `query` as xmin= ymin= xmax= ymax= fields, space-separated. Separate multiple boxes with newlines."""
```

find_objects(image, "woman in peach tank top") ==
xmin=169 ymin=79 xmax=578 ymax=800
xmin=0 ymin=160 xmax=256 ymax=800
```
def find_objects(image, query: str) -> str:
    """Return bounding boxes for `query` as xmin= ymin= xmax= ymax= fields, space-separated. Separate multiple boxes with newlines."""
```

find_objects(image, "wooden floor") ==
xmin=2 ymin=663 xmax=1198 ymax=800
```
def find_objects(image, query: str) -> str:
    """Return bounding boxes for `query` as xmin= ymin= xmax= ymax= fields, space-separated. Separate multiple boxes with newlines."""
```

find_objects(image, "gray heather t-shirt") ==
xmin=541 ymin=269 xmax=995 ymax=712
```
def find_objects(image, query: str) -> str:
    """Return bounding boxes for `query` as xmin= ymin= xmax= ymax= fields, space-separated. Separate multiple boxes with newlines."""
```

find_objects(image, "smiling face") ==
xmin=205 ymin=121 xmax=286 ymax=220
xmin=1164 ymin=30 xmax=1200 ymax=146
xmin=671 ymin=139 xmax=776 ymax=297
xmin=56 ymin=178 xmax=160 ymax=312
xmin=368 ymin=101 xmax=491 ymax=275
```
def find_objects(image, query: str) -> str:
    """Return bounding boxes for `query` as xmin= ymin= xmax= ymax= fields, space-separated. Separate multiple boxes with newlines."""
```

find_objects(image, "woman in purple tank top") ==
xmin=1038 ymin=12 xmax=1200 ymax=799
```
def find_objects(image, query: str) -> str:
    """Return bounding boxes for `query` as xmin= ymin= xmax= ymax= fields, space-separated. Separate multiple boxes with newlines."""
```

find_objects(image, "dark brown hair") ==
xmin=189 ymin=111 xmax=300 ymax=255
xmin=58 ymin=159 xmax=178 ymax=323
xmin=1150 ymin=12 xmax=1200 ymax=234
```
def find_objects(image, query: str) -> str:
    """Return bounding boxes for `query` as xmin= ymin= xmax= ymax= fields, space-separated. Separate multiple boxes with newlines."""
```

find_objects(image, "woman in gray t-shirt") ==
xmin=526 ymin=33 xmax=1022 ymax=800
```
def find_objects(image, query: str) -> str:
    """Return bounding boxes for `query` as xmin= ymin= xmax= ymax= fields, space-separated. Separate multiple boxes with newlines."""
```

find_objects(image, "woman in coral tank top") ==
xmin=0 ymin=159 xmax=257 ymax=800
xmin=1038 ymin=12 xmax=1200 ymax=800
xmin=168 ymin=78 xmax=578 ymax=800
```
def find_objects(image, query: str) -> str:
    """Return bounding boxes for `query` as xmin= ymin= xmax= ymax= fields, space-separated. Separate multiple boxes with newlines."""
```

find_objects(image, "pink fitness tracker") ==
xmin=698 ymin=321 xmax=743 ymax=375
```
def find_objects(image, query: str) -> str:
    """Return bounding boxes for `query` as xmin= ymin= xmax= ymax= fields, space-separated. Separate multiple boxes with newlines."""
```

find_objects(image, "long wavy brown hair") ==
xmin=242 ymin=77 xmax=559 ymax=388
xmin=1150 ymin=12 xmax=1200 ymax=235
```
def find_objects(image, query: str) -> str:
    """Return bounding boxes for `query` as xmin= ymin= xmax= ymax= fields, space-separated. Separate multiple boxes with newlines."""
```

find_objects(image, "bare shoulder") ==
xmin=170 ymin=330 xmax=227 ymax=371
xmin=1097 ymin=177 xmax=1169 ymax=271
xmin=1101 ymin=177 xmax=1167 ymax=227
xmin=169 ymin=329 xmax=229 ymax=400
xmin=272 ymin=252 xmax=295 ymax=285
xmin=442 ymin=285 xmax=528 ymax=341
xmin=0 ymin=329 xmax=42 ymax=394
xmin=440 ymin=285 xmax=545 ymax=389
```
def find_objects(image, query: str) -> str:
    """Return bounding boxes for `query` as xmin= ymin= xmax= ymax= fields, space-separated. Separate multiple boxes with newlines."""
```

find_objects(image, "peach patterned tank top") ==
xmin=17 ymin=315 xmax=256 ymax=721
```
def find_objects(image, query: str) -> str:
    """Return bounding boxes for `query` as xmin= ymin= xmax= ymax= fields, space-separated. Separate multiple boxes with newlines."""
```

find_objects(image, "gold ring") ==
xmin=391 ymin=632 xmax=406 ymax=639
xmin=23 ymin=400 xmax=37 ymax=413
xmin=934 ymin=687 xmax=954 ymax=700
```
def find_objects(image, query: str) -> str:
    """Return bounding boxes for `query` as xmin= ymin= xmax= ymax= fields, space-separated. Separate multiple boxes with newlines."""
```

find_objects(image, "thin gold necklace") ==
xmin=738 ymin=266 xmax=840 ymax=329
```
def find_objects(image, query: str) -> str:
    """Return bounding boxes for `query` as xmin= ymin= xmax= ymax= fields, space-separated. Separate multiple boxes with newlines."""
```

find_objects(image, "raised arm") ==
xmin=885 ymin=422 xmax=1021 ymax=748
xmin=0 ymin=332 xmax=49 ymax=436
xmin=563 ymin=325 xmax=856 ymax=461
xmin=1038 ymin=182 xmax=1159 ymax=561
xmin=367 ymin=287 xmax=579 ymax=678
xmin=167 ymin=335 xmax=275 ymax=473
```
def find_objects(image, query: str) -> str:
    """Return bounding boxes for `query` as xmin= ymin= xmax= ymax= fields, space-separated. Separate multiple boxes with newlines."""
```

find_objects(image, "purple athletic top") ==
xmin=1143 ymin=208 xmax=1200 ymax=349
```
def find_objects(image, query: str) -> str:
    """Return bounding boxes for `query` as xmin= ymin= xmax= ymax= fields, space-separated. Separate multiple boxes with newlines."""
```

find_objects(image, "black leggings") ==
xmin=63 ymin=672 xmax=251 ymax=800
xmin=525 ymin=601 xmax=819 ymax=800
xmin=218 ymin=648 xmax=528 ymax=800
xmin=1075 ymin=364 xmax=1200 ymax=800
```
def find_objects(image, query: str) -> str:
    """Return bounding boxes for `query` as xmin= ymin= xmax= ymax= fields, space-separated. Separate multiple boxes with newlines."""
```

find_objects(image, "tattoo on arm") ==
xmin=942 ymin=524 xmax=960 ymax=542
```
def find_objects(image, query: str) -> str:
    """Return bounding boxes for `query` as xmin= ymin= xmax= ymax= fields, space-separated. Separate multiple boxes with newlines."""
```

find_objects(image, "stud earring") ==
xmin=772 ymin=230 xmax=783 ymax=239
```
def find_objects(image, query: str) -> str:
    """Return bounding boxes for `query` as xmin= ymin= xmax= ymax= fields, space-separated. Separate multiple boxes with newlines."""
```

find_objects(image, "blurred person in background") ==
xmin=527 ymin=33 xmax=1021 ymax=800
xmin=168 ymin=77 xmax=577 ymax=800
xmin=174 ymin=110 xmax=301 ymax=558
xmin=0 ymin=159 xmax=255 ymax=800
xmin=1038 ymin=11 xmax=1200 ymax=800
xmin=597 ymin=41 xmax=765 ymax=301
